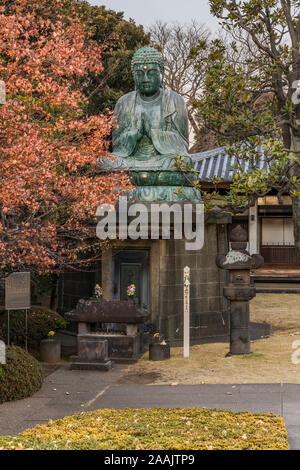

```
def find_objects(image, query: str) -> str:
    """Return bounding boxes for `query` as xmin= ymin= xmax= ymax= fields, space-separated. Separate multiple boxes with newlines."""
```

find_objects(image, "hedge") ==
xmin=0 ymin=408 xmax=289 ymax=450
xmin=0 ymin=306 xmax=66 ymax=349
xmin=0 ymin=346 xmax=43 ymax=404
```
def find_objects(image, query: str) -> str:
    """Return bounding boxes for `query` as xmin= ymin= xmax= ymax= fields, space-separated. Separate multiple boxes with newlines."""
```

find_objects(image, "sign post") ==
xmin=183 ymin=266 xmax=190 ymax=358
xmin=5 ymin=272 xmax=31 ymax=350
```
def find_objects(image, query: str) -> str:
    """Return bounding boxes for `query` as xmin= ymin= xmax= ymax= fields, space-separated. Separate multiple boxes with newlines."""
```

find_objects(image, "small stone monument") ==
xmin=216 ymin=225 xmax=264 ymax=355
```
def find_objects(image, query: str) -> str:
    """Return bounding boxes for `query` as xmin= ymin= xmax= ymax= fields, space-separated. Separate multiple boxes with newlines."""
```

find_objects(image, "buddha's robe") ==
xmin=106 ymin=89 xmax=191 ymax=170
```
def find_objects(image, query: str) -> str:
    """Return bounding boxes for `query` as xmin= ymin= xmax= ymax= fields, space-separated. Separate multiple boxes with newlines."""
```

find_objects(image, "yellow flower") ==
xmin=48 ymin=331 xmax=55 ymax=336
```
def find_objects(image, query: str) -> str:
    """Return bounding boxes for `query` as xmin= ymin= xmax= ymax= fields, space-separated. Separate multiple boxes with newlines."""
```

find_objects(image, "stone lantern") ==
xmin=216 ymin=225 xmax=264 ymax=355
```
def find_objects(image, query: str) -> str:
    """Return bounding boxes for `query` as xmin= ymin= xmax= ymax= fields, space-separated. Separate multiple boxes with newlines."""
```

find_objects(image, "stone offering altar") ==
xmin=65 ymin=298 xmax=149 ymax=367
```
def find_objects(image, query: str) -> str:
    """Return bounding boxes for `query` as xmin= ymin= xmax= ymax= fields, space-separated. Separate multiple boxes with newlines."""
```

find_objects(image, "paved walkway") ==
xmin=0 ymin=365 xmax=299 ymax=449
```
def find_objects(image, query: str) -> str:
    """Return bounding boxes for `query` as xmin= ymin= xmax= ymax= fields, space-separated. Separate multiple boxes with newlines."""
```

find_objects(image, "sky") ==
xmin=88 ymin=0 xmax=220 ymax=31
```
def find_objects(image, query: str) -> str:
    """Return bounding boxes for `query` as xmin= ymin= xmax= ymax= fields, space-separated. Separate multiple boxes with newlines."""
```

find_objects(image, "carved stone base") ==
xmin=70 ymin=360 xmax=113 ymax=371
xmin=69 ymin=336 xmax=113 ymax=371
xmin=129 ymin=170 xmax=197 ymax=187
xmin=99 ymin=168 xmax=202 ymax=202
xmin=104 ymin=333 xmax=144 ymax=363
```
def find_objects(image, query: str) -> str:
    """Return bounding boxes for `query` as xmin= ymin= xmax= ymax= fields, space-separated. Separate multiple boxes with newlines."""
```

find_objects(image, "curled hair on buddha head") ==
xmin=131 ymin=46 xmax=164 ymax=84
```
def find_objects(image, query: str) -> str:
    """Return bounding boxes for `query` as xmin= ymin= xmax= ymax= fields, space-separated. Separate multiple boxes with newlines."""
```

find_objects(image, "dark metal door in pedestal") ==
xmin=120 ymin=263 xmax=142 ymax=302
xmin=113 ymin=250 xmax=149 ymax=310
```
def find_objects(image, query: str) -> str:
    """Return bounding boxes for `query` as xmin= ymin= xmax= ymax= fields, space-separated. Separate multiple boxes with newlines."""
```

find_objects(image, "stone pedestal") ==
xmin=129 ymin=170 xmax=201 ymax=202
xmin=216 ymin=225 xmax=264 ymax=355
xmin=101 ymin=207 xmax=232 ymax=346
xmin=158 ymin=211 xmax=231 ymax=345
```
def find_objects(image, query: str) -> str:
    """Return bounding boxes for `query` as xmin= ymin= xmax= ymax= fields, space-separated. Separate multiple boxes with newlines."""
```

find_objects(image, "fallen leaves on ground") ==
xmin=0 ymin=408 xmax=289 ymax=450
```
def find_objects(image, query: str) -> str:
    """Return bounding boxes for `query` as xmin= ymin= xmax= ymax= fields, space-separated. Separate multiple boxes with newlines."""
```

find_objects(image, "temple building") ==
xmin=192 ymin=147 xmax=300 ymax=292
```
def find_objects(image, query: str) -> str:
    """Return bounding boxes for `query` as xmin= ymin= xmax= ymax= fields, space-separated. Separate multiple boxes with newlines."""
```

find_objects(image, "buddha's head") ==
xmin=131 ymin=47 xmax=164 ymax=98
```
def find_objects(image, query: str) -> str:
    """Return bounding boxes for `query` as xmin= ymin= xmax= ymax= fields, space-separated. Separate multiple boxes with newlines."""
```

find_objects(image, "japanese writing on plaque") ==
xmin=183 ymin=266 xmax=190 ymax=358
xmin=183 ymin=266 xmax=190 ymax=315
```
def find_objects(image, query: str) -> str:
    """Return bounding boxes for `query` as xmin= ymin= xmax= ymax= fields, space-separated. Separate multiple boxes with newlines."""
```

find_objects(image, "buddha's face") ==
xmin=133 ymin=63 xmax=161 ymax=97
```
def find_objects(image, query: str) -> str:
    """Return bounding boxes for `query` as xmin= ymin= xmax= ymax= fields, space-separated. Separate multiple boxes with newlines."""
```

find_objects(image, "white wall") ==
xmin=261 ymin=218 xmax=294 ymax=245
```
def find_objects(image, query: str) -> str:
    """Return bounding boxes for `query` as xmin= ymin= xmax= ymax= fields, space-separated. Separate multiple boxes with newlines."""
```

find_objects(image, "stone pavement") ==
xmin=0 ymin=365 xmax=299 ymax=449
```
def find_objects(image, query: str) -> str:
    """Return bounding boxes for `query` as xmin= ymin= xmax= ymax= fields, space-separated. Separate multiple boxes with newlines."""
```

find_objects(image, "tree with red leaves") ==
xmin=0 ymin=0 xmax=131 ymax=275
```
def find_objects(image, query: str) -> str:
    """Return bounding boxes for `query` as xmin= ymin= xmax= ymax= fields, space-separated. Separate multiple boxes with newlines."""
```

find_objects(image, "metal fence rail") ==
xmin=260 ymin=245 xmax=300 ymax=265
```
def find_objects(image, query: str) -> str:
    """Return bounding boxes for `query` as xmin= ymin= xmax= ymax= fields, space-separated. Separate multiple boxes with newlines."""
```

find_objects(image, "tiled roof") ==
xmin=191 ymin=146 xmax=269 ymax=182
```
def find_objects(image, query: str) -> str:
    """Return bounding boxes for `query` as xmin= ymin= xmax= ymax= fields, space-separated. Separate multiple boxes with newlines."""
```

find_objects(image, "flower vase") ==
xmin=40 ymin=338 xmax=61 ymax=363
xmin=149 ymin=343 xmax=170 ymax=361
xmin=127 ymin=296 xmax=138 ymax=304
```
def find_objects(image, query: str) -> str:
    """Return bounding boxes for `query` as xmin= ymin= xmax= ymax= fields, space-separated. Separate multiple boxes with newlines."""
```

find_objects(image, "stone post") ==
xmin=183 ymin=266 xmax=190 ymax=358
xmin=216 ymin=225 xmax=264 ymax=355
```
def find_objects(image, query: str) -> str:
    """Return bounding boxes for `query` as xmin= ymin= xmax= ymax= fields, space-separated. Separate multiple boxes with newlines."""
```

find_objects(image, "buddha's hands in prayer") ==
xmin=140 ymin=112 xmax=152 ymax=140
xmin=126 ymin=116 xmax=143 ymax=142
xmin=119 ymin=129 xmax=140 ymax=153
xmin=119 ymin=113 xmax=152 ymax=150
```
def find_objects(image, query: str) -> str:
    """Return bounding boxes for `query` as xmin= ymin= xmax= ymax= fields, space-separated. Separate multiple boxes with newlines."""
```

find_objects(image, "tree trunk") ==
xmin=50 ymin=274 xmax=58 ymax=311
xmin=290 ymin=131 xmax=300 ymax=259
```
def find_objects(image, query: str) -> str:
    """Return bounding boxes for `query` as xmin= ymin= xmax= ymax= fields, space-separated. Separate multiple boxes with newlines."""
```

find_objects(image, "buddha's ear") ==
xmin=159 ymin=73 xmax=164 ymax=88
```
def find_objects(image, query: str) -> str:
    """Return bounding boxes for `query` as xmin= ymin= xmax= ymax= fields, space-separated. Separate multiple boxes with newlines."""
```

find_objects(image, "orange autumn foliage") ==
xmin=0 ymin=0 xmax=132 ymax=274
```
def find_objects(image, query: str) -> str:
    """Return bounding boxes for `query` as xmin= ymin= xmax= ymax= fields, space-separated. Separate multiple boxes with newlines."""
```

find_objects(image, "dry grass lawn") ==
xmin=125 ymin=294 xmax=300 ymax=384
xmin=251 ymin=293 xmax=300 ymax=332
